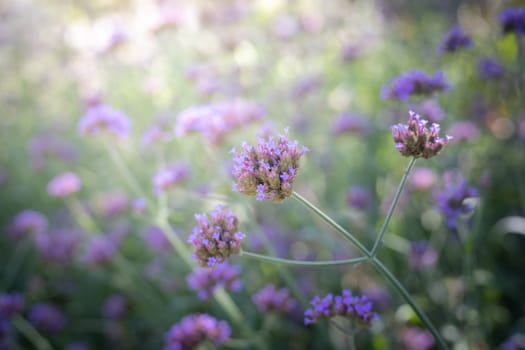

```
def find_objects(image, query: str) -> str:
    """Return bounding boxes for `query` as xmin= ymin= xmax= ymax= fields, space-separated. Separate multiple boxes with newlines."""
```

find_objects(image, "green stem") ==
xmin=371 ymin=257 xmax=449 ymax=350
xmin=291 ymin=191 xmax=371 ymax=257
xmin=2 ymin=240 xmax=31 ymax=289
xmin=240 ymin=250 xmax=368 ymax=267
xmin=371 ymin=157 xmax=416 ymax=256
xmin=12 ymin=314 xmax=54 ymax=350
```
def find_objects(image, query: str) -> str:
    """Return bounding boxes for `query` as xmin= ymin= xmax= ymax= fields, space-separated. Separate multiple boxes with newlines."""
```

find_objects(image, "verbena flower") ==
xmin=231 ymin=129 xmax=308 ymax=202
xmin=347 ymin=186 xmax=373 ymax=210
xmin=47 ymin=172 xmax=82 ymax=198
xmin=152 ymin=164 xmax=189 ymax=193
xmin=252 ymin=284 xmax=297 ymax=314
xmin=164 ymin=313 xmax=231 ymax=350
xmin=502 ymin=333 xmax=525 ymax=350
xmin=186 ymin=263 xmax=242 ymax=300
xmin=34 ymin=229 xmax=81 ymax=264
xmin=102 ymin=294 xmax=128 ymax=319
xmin=437 ymin=26 xmax=472 ymax=54
xmin=28 ymin=135 xmax=77 ymax=170
xmin=78 ymin=104 xmax=131 ymax=138
xmin=499 ymin=7 xmax=525 ymax=35
xmin=9 ymin=210 xmax=48 ymax=240
xmin=447 ymin=121 xmax=479 ymax=142
xmin=478 ymin=57 xmax=505 ymax=80
xmin=28 ymin=303 xmax=66 ymax=334
xmin=409 ymin=241 xmax=438 ymax=270
xmin=0 ymin=293 xmax=24 ymax=319
xmin=381 ymin=70 xmax=450 ymax=101
xmin=401 ymin=326 xmax=435 ymax=350
xmin=64 ymin=342 xmax=90 ymax=350
xmin=408 ymin=167 xmax=436 ymax=191
xmin=188 ymin=205 xmax=245 ymax=267
xmin=304 ymin=290 xmax=377 ymax=326
xmin=434 ymin=172 xmax=479 ymax=228
xmin=91 ymin=192 xmax=129 ymax=218
xmin=391 ymin=111 xmax=451 ymax=159
xmin=331 ymin=112 xmax=368 ymax=136
xmin=141 ymin=226 xmax=171 ymax=254
xmin=83 ymin=236 xmax=118 ymax=266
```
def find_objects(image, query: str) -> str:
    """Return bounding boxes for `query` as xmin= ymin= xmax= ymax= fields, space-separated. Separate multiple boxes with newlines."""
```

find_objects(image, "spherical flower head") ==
xmin=164 ymin=313 xmax=231 ymax=350
xmin=47 ymin=172 xmax=81 ymax=198
xmin=186 ymin=263 xmax=242 ymax=300
xmin=304 ymin=290 xmax=377 ymax=327
xmin=252 ymin=284 xmax=297 ymax=314
xmin=188 ymin=205 xmax=245 ymax=267
xmin=478 ymin=57 xmax=505 ymax=80
xmin=0 ymin=293 xmax=24 ymax=318
xmin=231 ymin=128 xmax=308 ymax=202
xmin=437 ymin=25 xmax=472 ymax=54
xmin=9 ymin=210 xmax=48 ymax=240
xmin=83 ymin=236 xmax=118 ymax=266
xmin=499 ymin=7 xmax=525 ymax=35
xmin=78 ymin=104 xmax=131 ymax=138
xmin=381 ymin=70 xmax=450 ymax=101
xmin=28 ymin=303 xmax=66 ymax=334
xmin=34 ymin=229 xmax=81 ymax=264
xmin=391 ymin=111 xmax=451 ymax=159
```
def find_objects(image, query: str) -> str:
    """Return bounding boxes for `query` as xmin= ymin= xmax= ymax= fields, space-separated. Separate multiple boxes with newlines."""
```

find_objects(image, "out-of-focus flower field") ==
xmin=1 ymin=0 xmax=525 ymax=349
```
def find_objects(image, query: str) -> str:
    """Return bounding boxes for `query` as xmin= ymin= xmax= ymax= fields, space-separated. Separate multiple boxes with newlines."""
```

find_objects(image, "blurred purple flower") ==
xmin=499 ymin=7 xmax=525 ymax=35
xmin=447 ymin=120 xmax=479 ymax=141
xmin=153 ymin=163 xmax=189 ymax=193
xmin=141 ymin=226 xmax=171 ymax=254
xmin=142 ymin=117 xmax=174 ymax=145
xmin=83 ymin=236 xmax=118 ymax=266
xmin=0 ymin=293 xmax=24 ymax=318
xmin=408 ymin=167 xmax=436 ymax=191
xmin=434 ymin=172 xmax=479 ymax=228
xmin=64 ymin=342 xmax=90 ymax=350
xmin=347 ymin=186 xmax=373 ymax=210
xmin=340 ymin=43 xmax=362 ymax=63
xmin=271 ymin=14 xmax=299 ymax=39
xmin=186 ymin=263 xmax=242 ymax=300
xmin=9 ymin=210 xmax=48 ymax=240
xmin=47 ymin=172 xmax=81 ymax=198
xmin=164 ymin=314 xmax=231 ymax=350
xmin=28 ymin=136 xmax=77 ymax=170
xmin=291 ymin=74 xmax=322 ymax=99
xmin=502 ymin=333 xmax=525 ymax=350
xmin=400 ymin=326 xmax=435 ymax=350
xmin=381 ymin=70 xmax=450 ymax=101
xmin=304 ymin=290 xmax=377 ymax=326
xmin=102 ymin=294 xmax=128 ymax=319
xmin=331 ymin=113 xmax=368 ymax=136
xmin=252 ymin=284 xmax=297 ymax=314
xmin=92 ymin=192 xmax=129 ymax=218
xmin=0 ymin=319 xmax=13 ymax=349
xmin=478 ymin=57 xmax=505 ymax=80
xmin=78 ymin=104 xmax=131 ymax=139
xmin=28 ymin=303 xmax=66 ymax=334
xmin=34 ymin=229 xmax=81 ymax=264
xmin=132 ymin=198 xmax=146 ymax=215
xmin=231 ymin=129 xmax=308 ymax=202
xmin=409 ymin=241 xmax=438 ymax=270
xmin=391 ymin=111 xmax=451 ymax=159
xmin=437 ymin=26 xmax=472 ymax=54
xmin=188 ymin=205 xmax=245 ymax=267
xmin=414 ymin=99 xmax=445 ymax=123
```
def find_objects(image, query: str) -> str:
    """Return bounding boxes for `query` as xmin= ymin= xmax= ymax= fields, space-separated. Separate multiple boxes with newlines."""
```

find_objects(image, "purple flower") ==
xmin=34 ymin=229 xmax=81 ymax=264
xmin=78 ymin=104 xmax=131 ymax=138
xmin=304 ymin=290 xmax=377 ymax=327
xmin=186 ymin=263 xmax=242 ymax=300
xmin=231 ymin=129 xmax=308 ymax=202
xmin=64 ymin=342 xmax=90 ymax=350
xmin=141 ymin=117 xmax=173 ymax=145
xmin=0 ymin=319 xmax=13 ymax=349
xmin=291 ymin=74 xmax=322 ymax=99
xmin=153 ymin=164 xmax=189 ymax=193
xmin=381 ymin=70 xmax=450 ymax=101
xmin=409 ymin=241 xmax=438 ymax=270
xmin=499 ymin=7 xmax=525 ymax=35
xmin=28 ymin=303 xmax=66 ymax=334
xmin=47 ymin=172 xmax=81 ymax=198
xmin=331 ymin=113 xmax=368 ymax=136
xmin=408 ymin=167 xmax=436 ymax=191
xmin=188 ymin=205 xmax=245 ymax=267
xmin=447 ymin=120 xmax=479 ymax=141
xmin=91 ymin=192 xmax=129 ymax=218
xmin=141 ymin=226 xmax=171 ymax=253
xmin=391 ymin=110 xmax=451 ymax=159
xmin=434 ymin=172 xmax=479 ymax=228
xmin=164 ymin=313 xmax=231 ymax=350
xmin=132 ymin=198 xmax=146 ymax=214
xmin=9 ymin=210 xmax=48 ymax=240
xmin=401 ymin=326 xmax=435 ymax=350
xmin=478 ymin=57 xmax=505 ymax=80
xmin=502 ymin=333 xmax=525 ymax=350
xmin=414 ymin=99 xmax=445 ymax=123
xmin=28 ymin=135 xmax=77 ymax=170
xmin=83 ymin=236 xmax=118 ymax=266
xmin=0 ymin=293 xmax=24 ymax=318
xmin=347 ymin=186 xmax=373 ymax=210
xmin=102 ymin=294 xmax=128 ymax=319
xmin=252 ymin=284 xmax=297 ymax=314
xmin=437 ymin=26 xmax=472 ymax=54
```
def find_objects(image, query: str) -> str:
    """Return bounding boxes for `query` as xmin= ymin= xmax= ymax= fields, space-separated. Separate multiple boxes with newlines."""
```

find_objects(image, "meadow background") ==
xmin=1 ymin=0 xmax=525 ymax=349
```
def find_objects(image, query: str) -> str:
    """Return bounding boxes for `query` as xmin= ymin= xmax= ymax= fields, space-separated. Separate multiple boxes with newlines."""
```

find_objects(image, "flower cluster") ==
xmin=83 ymin=236 xmax=119 ymax=266
xmin=164 ymin=313 xmax=231 ymax=350
xmin=78 ymin=104 xmax=131 ymax=138
xmin=304 ymin=290 xmax=377 ymax=326
xmin=391 ymin=111 xmax=451 ymax=159
xmin=401 ymin=326 xmax=435 ymax=350
xmin=141 ymin=226 xmax=171 ymax=253
xmin=186 ymin=263 xmax=242 ymax=300
xmin=34 ymin=229 xmax=81 ymax=264
xmin=347 ymin=186 xmax=373 ymax=210
xmin=434 ymin=172 xmax=479 ymax=228
xmin=102 ymin=294 xmax=128 ymax=319
xmin=331 ymin=112 xmax=368 ymax=136
xmin=478 ymin=57 xmax=505 ymax=80
xmin=437 ymin=26 xmax=472 ymax=54
xmin=9 ymin=210 xmax=48 ymax=240
xmin=0 ymin=293 xmax=24 ymax=318
xmin=47 ymin=172 xmax=82 ymax=198
xmin=188 ymin=205 xmax=245 ymax=267
xmin=381 ymin=70 xmax=450 ymax=101
xmin=28 ymin=303 xmax=67 ymax=334
xmin=231 ymin=129 xmax=308 ymax=202
xmin=174 ymin=100 xmax=265 ymax=144
xmin=252 ymin=284 xmax=297 ymax=314
xmin=499 ymin=7 xmax=525 ymax=35
xmin=152 ymin=163 xmax=189 ymax=193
